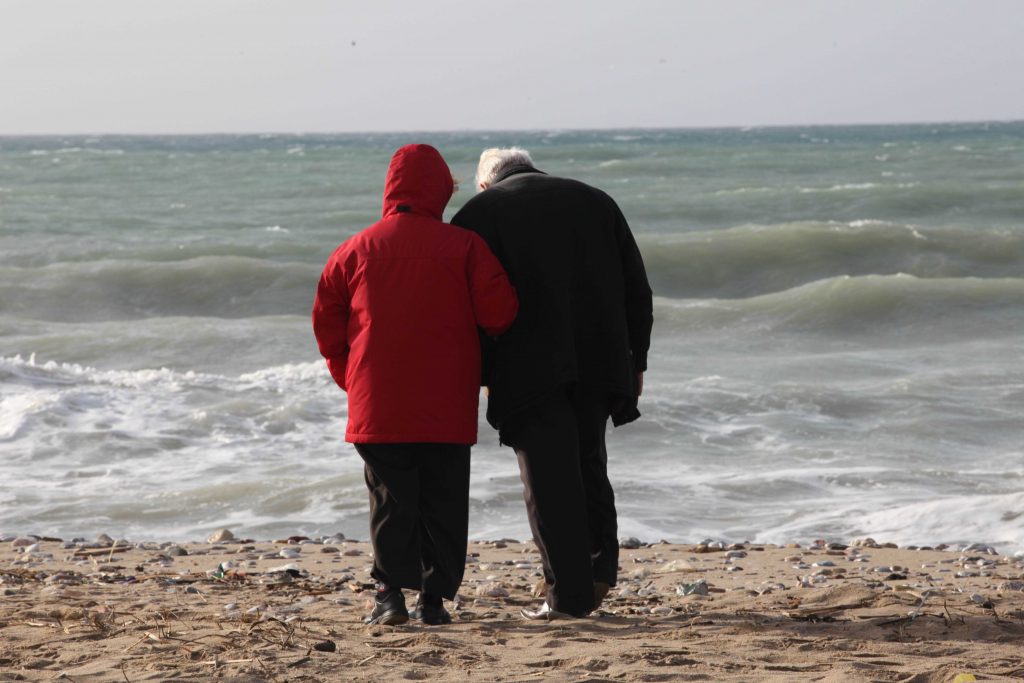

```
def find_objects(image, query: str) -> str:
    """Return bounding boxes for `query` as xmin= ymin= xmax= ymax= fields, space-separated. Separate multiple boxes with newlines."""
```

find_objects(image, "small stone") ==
xmin=963 ymin=543 xmax=998 ymax=555
xmin=475 ymin=582 xmax=509 ymax=598
xmin=628 ymin=567 xmax=651 ymax=580
xmin=11 ymin=536 xmax=38 ymax=548
xmin=96 ymin=534 xmax=114 ymax=545
xmin=207 ymin=529 xmax=235 ymax=543
xmin=654 ymin=560 xmax=696 ymax=573
xmin=619 ymin=537 xmax=642 ymax=549
xmin=998 ymin=580 xmax=1024 ymax=592
xmin=279 ymin=548 xmax=301 ymax=559
xmin=312 ymin=640 xmax=336 ymax=652
xmin=676 ymin=580 xmax=709 ymax=596
xmin=320 ymin=546 xmax=340 ymax=554
xmin=343 ymin=548 xmax=362 ymax=556
xmin=650 ymin=606 xmax=674 ymax=616
xmin=166 ymin=545 xmax=188 ymax=557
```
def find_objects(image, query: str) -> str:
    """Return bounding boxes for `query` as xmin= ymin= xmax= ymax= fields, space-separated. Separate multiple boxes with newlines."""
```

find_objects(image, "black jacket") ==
xmin=451 ymin=166 xmax=653 ymax=429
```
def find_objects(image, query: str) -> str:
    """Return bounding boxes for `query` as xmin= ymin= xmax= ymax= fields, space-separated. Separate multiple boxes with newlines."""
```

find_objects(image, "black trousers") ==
xmin=500 ymin=386 xmax=618 ymax=616
xmin=354 ymin=442 xmax=471 ymax=601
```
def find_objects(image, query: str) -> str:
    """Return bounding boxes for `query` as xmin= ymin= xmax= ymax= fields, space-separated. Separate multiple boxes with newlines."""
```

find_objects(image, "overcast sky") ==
xmin=2 ymin=0 xmax=1022 ymax=134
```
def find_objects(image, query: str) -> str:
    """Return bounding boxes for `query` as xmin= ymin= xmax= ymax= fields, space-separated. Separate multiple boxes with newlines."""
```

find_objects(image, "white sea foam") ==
xmin=845 ymin=492 xmax=1024 ymax=549
xmin=798 ymin=182 xmax=878 ymax=193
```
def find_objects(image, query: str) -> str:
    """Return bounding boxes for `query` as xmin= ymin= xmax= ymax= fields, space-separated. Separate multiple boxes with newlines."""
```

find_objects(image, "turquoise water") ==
xmin=1 ymin=123 xmax=1022 ymax=550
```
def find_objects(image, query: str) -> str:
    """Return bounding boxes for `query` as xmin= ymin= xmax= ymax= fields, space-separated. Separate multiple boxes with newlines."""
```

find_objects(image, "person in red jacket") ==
xmin=312 ymin=144 xmax=518 ymax=626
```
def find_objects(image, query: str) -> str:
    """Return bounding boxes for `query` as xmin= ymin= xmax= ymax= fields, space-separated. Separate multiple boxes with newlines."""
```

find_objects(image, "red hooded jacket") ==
xmin=312 ymin=144 xmax=518 ymax=444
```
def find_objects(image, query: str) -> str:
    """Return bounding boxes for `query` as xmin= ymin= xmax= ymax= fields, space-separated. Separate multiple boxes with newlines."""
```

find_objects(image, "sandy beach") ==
xmin=2 ymin=534 xmax=1023 ymax=682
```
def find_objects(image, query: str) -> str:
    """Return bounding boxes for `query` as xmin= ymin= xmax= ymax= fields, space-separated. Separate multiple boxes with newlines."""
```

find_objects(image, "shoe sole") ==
xmin=520 ymin=606 xmax=572 ymax=621
xmin=365 ymin=610 xmax=409 ymax=626
xmin=411 ymin=608 xmax=452 ymax=625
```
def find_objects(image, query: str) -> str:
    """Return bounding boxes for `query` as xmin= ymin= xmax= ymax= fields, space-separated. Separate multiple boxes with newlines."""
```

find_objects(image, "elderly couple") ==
xmin=312 ymin=144 xmax=653 ymax=625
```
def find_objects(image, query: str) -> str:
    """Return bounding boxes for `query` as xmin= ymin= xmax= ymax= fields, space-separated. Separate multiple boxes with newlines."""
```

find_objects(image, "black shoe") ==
xmin=364 ymin=588 xmax=409 ymax=626
xmin=411 ymin=595 xmax=452 ymax=625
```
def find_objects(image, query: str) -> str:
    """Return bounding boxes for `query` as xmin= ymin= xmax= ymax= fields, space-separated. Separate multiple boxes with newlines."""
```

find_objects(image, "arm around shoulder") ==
xmin=466 ymin=232 xmax=518 ymax=336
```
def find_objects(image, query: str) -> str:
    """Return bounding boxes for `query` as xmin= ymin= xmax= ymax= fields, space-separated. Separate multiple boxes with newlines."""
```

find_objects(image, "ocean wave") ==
xmin=0 ymin=353 xmax=327 ymax=391
xmin=639 ymin=221 xmax=1024 ymax=299
xmin=654 ymin=274 xmax=1024 ymax=336
xmin=0 ymin=256 xmax=320 ymax=321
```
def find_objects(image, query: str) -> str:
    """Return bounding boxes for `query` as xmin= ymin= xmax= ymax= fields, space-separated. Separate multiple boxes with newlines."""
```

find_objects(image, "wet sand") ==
xmin=2 ymin=535 xmax=1023 ymax=682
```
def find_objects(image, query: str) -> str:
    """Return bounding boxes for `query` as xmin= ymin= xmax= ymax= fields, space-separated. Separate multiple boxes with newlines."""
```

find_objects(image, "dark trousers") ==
xmin=500 ymin=386 xmax=618 ymax=616
xmin=354 ymin=442 xmax=471 ymax=601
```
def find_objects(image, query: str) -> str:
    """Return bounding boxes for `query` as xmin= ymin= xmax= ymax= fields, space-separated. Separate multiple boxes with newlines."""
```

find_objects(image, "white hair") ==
xmin=475 ymin=147 xmax=534 ymax=191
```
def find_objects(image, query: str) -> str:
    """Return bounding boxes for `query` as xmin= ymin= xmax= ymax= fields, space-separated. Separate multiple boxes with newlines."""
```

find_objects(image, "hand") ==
xmin=636 ymin=372 xmax=644 ymax=397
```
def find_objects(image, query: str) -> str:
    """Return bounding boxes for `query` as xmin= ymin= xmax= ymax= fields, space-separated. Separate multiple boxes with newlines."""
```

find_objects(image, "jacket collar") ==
xmin=494 ymin=164 xmax=546 ymax=185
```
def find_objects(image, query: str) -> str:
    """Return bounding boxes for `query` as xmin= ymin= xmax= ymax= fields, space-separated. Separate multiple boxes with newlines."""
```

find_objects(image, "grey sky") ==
xmin=2 ymin=0 xmax=1022 ymax=134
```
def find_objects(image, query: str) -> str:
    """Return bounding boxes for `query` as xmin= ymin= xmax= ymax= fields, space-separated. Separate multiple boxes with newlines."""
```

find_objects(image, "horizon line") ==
xmin=1 ymin=117 xmax=1022 ymax=138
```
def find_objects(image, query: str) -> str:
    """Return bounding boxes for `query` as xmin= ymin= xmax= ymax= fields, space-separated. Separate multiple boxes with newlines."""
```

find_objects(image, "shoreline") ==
xmin=2 ymin=534 xmax=1023 ymax=682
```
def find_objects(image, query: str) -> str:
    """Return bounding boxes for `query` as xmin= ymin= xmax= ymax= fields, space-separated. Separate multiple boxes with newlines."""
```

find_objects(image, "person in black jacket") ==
xmin=451 ymin=147 xmax=653 ymax=619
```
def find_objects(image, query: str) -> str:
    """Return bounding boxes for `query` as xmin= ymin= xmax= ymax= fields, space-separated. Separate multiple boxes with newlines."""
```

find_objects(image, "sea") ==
xmin=1 ymin=123 xmax=1022 ymax=553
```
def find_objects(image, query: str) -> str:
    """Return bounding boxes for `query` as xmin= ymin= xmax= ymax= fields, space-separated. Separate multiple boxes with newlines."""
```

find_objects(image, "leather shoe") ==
xmin=411 ymin=601 xmax=452 ymax=625
xmin=364 ymin=589 xmax=409 ymax=626
xmin=520 ymin=602 xmax=572 ymax=621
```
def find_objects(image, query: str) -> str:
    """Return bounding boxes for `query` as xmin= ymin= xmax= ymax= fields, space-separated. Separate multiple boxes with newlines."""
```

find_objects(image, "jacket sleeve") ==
xmin=311 ymin=255 xmax=350 ymax=391
xmin=610 ymin=198 xmax=653 ymax=372
xmin=466 ymin=232 xmax=518 ymax=336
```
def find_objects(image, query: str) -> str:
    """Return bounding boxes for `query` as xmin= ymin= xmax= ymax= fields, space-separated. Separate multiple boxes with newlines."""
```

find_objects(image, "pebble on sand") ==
xmin=207 ymin=528 xmax=235 ymax=543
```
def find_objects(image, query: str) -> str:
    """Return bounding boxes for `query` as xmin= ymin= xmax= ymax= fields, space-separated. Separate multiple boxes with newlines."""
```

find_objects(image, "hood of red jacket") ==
xmin=381 ymin=144 xmax=454 ymax=220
